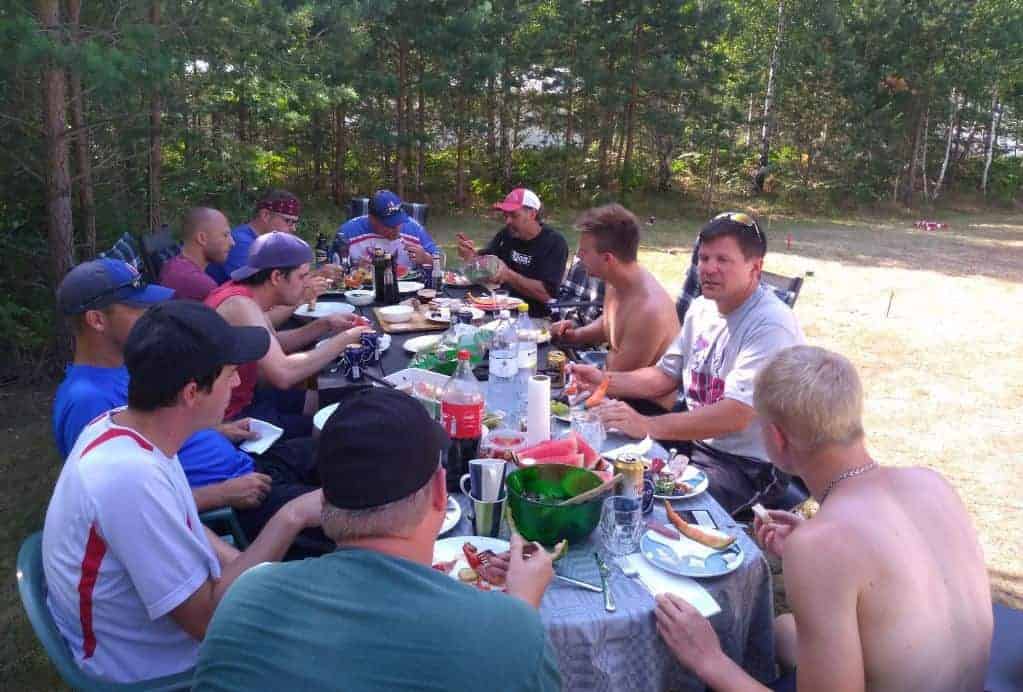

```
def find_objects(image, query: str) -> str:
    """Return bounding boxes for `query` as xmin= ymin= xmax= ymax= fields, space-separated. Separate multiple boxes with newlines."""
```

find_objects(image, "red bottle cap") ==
xmin=457 ymin=349 xmax=470 ymax=360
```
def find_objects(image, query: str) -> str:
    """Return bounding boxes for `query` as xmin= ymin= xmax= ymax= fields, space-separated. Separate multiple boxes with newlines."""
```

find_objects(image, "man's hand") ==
xmin=302 ymin=276 xmax=331 ymax=305
xmin=456 ymin=232 xmax=478 ymax=261
xmin=565 ymin=363 xmax=605 ymax=394
xmin=313 ymin=264 xmax=344 ymax=281
xmin=754 ymin=509 xmax=804 ymax=559
xmin=403 ymin=241 xmax=433 ymax=266
xmin=323 ymin=312 xmax=370 ymax=333
xmin=504 ymin=532 xmax=554 ymax=609
xmin=551 ymin=320 xmax=580 ymax=345
xmin=216 ymin=418 xmax=258 ymax=443
xmin=491 ymin=257 xmax=511 ymax=284
xmin=594 ymin=399 xmax=650 ymax=439
xmin=281 ymin=489 xmax=324 ymax=529
xmin=655 ymin=594 xmax=726 ymax=680
xmin=220 ymin=472 xmax=272 ymax=509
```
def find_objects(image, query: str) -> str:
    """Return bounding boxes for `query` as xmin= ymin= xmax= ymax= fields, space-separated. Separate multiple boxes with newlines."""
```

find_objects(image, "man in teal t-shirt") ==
xmin=194 ymin=386 xmax=562 ymax=692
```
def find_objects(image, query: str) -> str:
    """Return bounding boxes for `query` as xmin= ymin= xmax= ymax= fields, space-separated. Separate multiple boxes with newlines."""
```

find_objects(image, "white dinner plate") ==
xmin=640 ymin=529 xmax=743 ymax=578
xmin=403 ymin=334 xmax=442 ymax=354
xmin=294 ymin=302 xmax=356 ymax=319
xmin=313 ymin=403 xmax=339 ymax=431
xmin=439 ymin=497 xmax=462 ymax=535
xmin=432 ymin=536 xmax=510 ymax=588
xmin=398 ymin=281 xmax=425 ymax=294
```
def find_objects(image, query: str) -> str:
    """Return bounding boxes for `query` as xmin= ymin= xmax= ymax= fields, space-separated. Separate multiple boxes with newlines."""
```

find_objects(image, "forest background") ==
xmin=2 ymin=0 xmax=1023 ymax=368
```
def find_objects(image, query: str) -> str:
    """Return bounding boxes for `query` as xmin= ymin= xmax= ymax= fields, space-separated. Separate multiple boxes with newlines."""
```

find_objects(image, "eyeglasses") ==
xmin=706 ymin=211 xmax=765 ymax=245
xmin=273 ymin=214 xmax=300 ymax=228
xmin=77 ymin=273 xmax=146 ymax=311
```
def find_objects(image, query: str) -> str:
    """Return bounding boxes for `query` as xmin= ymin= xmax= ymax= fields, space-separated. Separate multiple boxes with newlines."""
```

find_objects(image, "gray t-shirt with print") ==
xmin=657 ymin=284 xmax=805 ymax=461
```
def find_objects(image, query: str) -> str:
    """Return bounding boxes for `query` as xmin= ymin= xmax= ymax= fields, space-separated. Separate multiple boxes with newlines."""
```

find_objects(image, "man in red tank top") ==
xmin=206 ymin=232 xmax=370 ymax=438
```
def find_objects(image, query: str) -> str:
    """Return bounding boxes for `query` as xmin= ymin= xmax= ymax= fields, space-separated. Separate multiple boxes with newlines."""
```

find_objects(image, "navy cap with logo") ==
xmin=230 ymin=231 xmax=313 ymax=281
xmin=124 ymin=301 xmax=270 ymax=393
xmin=58 ymin=259 xmax=174 ymax=315
xmin=317 ymin=386 xmax=449 ymax=509
xmin=368 ymin=190 xmax=409 ymax=228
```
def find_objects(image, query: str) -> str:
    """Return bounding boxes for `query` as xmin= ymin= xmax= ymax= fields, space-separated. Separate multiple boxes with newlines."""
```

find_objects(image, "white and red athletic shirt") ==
xmin=42 ymin=409 xmax=221 ymax=683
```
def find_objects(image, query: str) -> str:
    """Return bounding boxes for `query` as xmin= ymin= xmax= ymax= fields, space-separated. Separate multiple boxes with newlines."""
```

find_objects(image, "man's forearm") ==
xmin=606 ymin=367 xmax=678 ymax=400
xmin=276 ymin=319 xmax=327 ymax=353
xmin=645 ymin=398 xmax=755 ymax=443
xmin=699 ymin=654 xmax=771 ymax=692
xmin=212 ymin=507 xmax=306 ymax=602
xmin=503 ymin=270 xmax=553 ymax=303
xmin=193 ymin=483 xmax=228 ymax=512
xmin=569 ymin=317 xmax=606 ymax=346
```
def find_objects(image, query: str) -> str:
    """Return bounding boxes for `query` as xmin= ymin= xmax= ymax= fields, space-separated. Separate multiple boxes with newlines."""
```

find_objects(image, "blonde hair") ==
xmin=754 ymin=345 xmax=864 ymax=452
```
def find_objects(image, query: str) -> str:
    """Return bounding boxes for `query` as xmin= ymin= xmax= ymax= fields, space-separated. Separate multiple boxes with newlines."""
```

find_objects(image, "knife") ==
xmin=554 ymin=574 xmax=603 ymax=593
xmin=594 ymin=552 xmax=616 ymax=612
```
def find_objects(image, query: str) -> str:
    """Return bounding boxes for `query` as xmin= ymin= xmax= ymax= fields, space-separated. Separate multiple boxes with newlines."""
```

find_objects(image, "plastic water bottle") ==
xmin=487 ymin=309 xmax=518 ymax=427
xmin=514 ymin=303 xmax=538 ymax=422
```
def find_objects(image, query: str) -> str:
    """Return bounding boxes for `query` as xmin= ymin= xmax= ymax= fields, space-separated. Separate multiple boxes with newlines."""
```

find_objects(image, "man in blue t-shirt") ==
xmin=331 ymin=189 xmax=438 ymax=270
xmin=206 ymin=189 xmax=303 ymax=285
xmin=54 ymin=260 xmax=325 ymax=545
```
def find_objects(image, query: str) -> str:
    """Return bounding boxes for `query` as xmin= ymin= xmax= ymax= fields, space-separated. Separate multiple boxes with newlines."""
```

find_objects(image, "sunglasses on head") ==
xmin=77 ymin=273 xmax=146 ymax=312
xmin=707 ymin=212 xmax=764 ymax=244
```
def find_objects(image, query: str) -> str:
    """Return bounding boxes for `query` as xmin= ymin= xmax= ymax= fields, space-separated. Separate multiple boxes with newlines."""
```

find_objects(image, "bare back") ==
xmin=604 ymin=268 xmax=679 ymax=371
xmin=789 ymin=467 xmax=992 ymax=692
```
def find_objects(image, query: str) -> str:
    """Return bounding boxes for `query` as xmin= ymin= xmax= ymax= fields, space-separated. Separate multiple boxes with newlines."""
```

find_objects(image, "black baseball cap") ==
xmin=58 ymin=259 xmax=174 ymax=314
xmin=124 ymin=301 xmax=270 ymax=385
xmin=318 ymin=386 xmax=449 ymax=509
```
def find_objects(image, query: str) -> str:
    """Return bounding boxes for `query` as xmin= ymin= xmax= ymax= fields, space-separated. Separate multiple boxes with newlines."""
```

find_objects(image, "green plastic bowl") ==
xmin=506 ymin=464 xmax=604 ymax=546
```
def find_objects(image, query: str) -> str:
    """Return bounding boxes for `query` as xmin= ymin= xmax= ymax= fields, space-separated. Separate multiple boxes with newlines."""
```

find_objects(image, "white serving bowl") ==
xmin=378 ymin=304 xmax=414 ymax=323
xmin=344 ymin=289 xmax=375 ymax=307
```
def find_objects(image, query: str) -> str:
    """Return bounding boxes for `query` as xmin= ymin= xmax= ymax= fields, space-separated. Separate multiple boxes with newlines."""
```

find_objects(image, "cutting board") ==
xmin=372 ymin=306 xmax=449 ymax=334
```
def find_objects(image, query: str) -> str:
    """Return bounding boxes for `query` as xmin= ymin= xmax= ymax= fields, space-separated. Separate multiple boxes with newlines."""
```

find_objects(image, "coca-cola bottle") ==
xmin=440 ymin=349 xmax=484 ymax=493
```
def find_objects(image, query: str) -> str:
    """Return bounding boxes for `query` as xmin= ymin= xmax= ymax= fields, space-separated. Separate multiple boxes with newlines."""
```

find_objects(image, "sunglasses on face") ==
xmin=273 ymin=214 xmax=300 ymax=227
xmin=77 ymin=273 xmax=146 ymax=312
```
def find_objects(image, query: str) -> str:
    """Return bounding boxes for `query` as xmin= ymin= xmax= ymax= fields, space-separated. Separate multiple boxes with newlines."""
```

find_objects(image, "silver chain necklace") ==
xmin=818 ymin=461 xmax=878 ymax=504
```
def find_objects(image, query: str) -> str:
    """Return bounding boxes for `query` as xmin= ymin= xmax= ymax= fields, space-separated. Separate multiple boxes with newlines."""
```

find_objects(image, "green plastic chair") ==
xmin=198 ymin=506 xmax=249 ymax=549
xmin=15 ymin=532 xmax=194 ymax=691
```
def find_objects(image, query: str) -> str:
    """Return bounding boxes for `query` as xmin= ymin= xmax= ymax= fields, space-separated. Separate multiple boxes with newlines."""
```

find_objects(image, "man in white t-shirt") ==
xmin=570 ymin=212 xmax=804 ymax=513
xmin=42 ymin=301 xmax=325 ymax=684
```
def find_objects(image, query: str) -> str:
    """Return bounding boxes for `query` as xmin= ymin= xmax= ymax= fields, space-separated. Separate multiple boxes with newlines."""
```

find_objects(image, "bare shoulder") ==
xmin=218 ymin=294 xmax=264 ymax=327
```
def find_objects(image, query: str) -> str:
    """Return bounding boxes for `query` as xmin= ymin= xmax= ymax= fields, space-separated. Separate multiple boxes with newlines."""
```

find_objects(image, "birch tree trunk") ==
xmin=148 ymin=0 xmax=162 ymax=230
xmin=67 ymin=0 xmax=95 ymax=258
xmin=932 ymin=88 xmax=959 ymax=200
xmin=982 ymin=89 xmax=1000 ymax=195
xmin=759 ymin=0 xmax=785 ymax=169
xmin=920 ymin=106 xmax=930 ymax=199
xmin=745 ymin=94 xmax=754 ymax=147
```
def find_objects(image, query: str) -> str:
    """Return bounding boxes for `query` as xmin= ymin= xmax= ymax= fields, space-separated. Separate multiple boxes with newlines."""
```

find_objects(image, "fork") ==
xmin=594 ymin=553 xmax=616 ymax=612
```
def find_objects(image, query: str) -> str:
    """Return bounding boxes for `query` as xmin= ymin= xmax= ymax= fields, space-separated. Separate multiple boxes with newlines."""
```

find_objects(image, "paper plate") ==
xmin=640 ymin=530 xmax=743 ymax=578
xmin=404 ymin=334 xmax=443 ymax=354
xmin=295 ymin=302 xmax=356 ymax=319
xmin=313 ymin=403 xmax=339 ymax=431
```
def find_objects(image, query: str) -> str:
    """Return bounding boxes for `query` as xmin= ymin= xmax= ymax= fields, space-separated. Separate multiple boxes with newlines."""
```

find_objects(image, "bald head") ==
xmin=180 ymin=207 xmax=234 ymax=264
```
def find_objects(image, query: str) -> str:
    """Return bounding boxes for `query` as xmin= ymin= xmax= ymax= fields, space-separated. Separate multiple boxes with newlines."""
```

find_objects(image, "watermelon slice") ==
xmin=534 ymin=454 xmax=585 ymax=468
xmin=518 ymin=437 xmax=577 ymax=460
xmin=569 ymin=433 xmax=600 ymax=468
xmin=396 ymin=266 xmax=410 ymax=279
xmin=593 ymin=469 xmax=614 ymax=483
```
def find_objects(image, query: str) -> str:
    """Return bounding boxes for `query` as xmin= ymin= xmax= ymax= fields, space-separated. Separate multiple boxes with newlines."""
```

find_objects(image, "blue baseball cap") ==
xmin=368 ymin=190 xmax=408 ymax=228
xmin=230 ymin=231 xmax=313 ymax=281
xmin=58 ymin=259 xmax=174 ymax=315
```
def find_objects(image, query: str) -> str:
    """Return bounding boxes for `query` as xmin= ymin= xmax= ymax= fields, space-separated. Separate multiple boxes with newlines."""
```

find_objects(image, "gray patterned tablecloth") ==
xmin=449 ymin=433 xmax=777 ymax=692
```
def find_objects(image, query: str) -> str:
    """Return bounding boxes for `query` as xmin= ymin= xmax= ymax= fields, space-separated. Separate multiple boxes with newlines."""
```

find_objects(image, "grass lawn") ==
xmin=2 ymin=204 xmax=1020 ymax=688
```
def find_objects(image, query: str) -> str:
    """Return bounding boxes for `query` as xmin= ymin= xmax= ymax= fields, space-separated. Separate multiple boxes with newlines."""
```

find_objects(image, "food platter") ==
xmin=443 ymin=271 xmax=471 ymax=287
xmin=467 ymin=293 xmax=526 ymax=311
xmin=427 ymin=307 xmax=486 ymax=323
xmin=653 ymin=465 xmax=709 ymax=500
xmin=403 ymin=334 xmax=443 ymax=354
xmin=432 ymin=536 xmax=510 ymax=591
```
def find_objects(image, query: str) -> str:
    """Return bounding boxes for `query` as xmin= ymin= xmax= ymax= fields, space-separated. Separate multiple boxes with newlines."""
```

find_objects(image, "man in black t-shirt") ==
xmin=457 ymin=188 xmax=569 ymax=316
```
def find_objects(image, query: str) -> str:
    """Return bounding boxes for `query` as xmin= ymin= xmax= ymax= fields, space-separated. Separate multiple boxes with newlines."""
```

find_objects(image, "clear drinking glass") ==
xmin=599 ymin=495 xmax=644 ymax=556
xmin=570 ymin=409 xmax=606 ymax=450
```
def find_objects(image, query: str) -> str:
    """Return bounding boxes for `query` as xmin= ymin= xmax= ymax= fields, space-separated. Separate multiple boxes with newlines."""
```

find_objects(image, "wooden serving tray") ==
xmin=371 ymin=306 xmax=449 ymax=334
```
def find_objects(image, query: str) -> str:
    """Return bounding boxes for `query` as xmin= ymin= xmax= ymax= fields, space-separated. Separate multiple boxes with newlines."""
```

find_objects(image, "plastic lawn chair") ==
xmin=198 ymin=506 xmax=249 ymax=549
xmin=15 ymin=532 xmax=194 ymax=691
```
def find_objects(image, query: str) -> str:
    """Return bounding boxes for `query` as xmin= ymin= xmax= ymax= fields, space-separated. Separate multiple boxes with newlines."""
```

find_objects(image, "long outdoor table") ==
xmin=313 ymin=292 xmax=777 ymax=691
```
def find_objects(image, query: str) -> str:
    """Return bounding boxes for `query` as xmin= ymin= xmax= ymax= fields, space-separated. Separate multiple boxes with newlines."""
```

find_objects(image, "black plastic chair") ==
xmin=987 ymin=602 xmax=1023 ymax=691
xmin=139 ymin=225 xmax=181 ymax=283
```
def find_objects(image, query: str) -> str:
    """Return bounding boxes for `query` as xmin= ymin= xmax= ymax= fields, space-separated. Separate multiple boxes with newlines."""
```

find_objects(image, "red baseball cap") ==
xmin=492 ymin=188 xmax=541 ymax=212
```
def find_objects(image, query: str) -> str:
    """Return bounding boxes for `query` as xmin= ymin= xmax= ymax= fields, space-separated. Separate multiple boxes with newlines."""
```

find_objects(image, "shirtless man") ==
xmin=205 ymin=232 xmax=370 ymax=437
xmin=550 ymin=204 xmax=678 ymax=371
xmin=656 ymin=345 xmax=993 ymax=692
